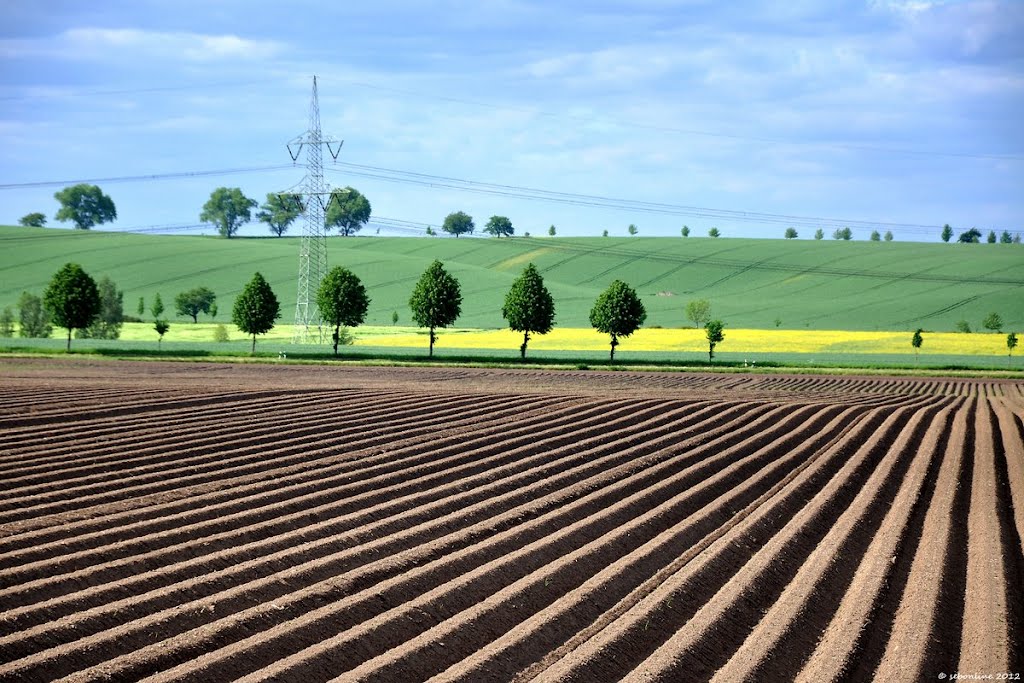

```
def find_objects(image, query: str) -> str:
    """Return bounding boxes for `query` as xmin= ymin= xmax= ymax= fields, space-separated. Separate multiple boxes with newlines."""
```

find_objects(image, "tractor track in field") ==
xmin=0 ymin=358 xmax=1020 ymax=681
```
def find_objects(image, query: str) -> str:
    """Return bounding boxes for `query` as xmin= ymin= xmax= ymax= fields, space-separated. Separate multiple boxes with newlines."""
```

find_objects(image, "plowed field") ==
xmin=1 ymin=358 xmax=1021 ymax=682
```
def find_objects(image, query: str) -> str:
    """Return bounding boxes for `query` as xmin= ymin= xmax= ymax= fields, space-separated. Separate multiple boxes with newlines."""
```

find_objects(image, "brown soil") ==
xmin=0 ymin=357 xmax=1020 ymax=682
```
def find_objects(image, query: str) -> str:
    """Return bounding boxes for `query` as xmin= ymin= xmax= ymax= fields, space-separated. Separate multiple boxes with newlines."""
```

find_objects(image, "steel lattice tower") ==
xmin=289 ymin=76 xmax=342 ymax=344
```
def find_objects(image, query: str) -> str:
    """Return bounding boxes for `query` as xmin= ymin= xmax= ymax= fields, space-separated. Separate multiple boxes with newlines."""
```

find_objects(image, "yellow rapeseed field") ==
xmin=113 ymin=323 xmax=1010 ymax=357
xmin=351 ymin=327 xmax=1010 ymax=356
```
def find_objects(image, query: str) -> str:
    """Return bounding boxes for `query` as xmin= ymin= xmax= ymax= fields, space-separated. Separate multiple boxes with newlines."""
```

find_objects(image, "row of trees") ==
xmin=941 ymin=224 xmax=1020 ymax=243
xmin=912 ymin=328 xmax=1018 ymax=364
xmin=199 ymin=186 xmax=372 ymax=238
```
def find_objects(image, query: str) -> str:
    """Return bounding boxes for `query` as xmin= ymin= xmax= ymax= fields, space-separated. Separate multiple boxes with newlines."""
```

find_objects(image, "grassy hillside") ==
xmin=2 ymin=225 xmax=1021 ymax=331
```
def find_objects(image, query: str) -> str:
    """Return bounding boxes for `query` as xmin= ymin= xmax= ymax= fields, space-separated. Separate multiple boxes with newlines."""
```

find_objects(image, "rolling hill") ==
xmin=1 ymin=225 xmax=1021 ymax=331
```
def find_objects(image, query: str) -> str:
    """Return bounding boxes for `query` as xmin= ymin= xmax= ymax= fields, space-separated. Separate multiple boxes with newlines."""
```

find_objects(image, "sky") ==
xmin=0 ymin=0 xmax=1022 ymax=241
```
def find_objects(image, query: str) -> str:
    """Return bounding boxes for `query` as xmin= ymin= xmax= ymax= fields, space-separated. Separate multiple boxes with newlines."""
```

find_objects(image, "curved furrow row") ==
xmin=0 ymin=394 xmax=614 ymax=577
xmin=0 ymin=397 xmax=823 ymax=679
xmin=0 ymin=390 xmax=567 ymax=524
xmin=0 ymin=390 xmax=519 ymax=497
xmin=535 ymin=394 xmax=954 ymax=682
xmin=0 ymin=388 xmax=289 ymax=432
xmin=0 ymin=388 xmax=363 ymax=459
xmin=639 ymin=397 xmax=955 ymax=682
xmin=292 ymin=404 xmax=871 ymax=683
xmin=0 ymin=397 xmax=757 ymax=628
xmin=59 ymin=395 xmax=937 ymax=683
xmin=0 ymin=395 xmax=595 ymax=560
xmin=0 ymin=364 xmax=1016 ymax=683
xmin=0 ymin=387 xmax=406 ymax=469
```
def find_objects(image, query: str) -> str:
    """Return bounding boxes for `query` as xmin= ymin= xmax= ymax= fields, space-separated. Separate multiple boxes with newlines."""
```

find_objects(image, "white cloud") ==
xmin=1 ymin=27 xmax=284 ymax=63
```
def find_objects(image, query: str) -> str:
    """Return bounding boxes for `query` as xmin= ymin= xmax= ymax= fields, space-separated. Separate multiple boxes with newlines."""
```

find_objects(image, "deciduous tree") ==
xmin=316 ymin=266 xmax=370 ymax=356
xmin=43 ymin=263 xmax=100 ymax=350
xmin=18 ymin=212 xmax=46 ymax=227
xmin=884 ymin=231 xmax=894 ymax=242
xmin=987 ymin=230 xmax=997 ymax=243
xmin=958 ymin=227 xmax=981 ymax=243
xmin=174 ymin=287 xmax=217 ymax=323
xmin=705 ymin=319 xmax=725 ymax=362
xmin=257 ymin=193 xmax=302 ymax=237
xmin=0 ymin=307 xmax=12 ymax=337
xmin=589 ymin=280 xmax=646 ymax=361
xmin=870 ymin=230 xmax=881 ymax=241
xmin=151 ymin=293 xmax=165 ymax=320
xmin=681 ymin=226 xmax=690 ymax=237
xmin=548 ymin=224 xmax=557 ymax=236
xmin=409 ymin=260 xmax=462 ymax=357
xmin=1008 ymin=332 xmax=1018 ymax=365
xmin=708 ymin=227 xmax=721 ymax=238
xmin=484 ymin=215 xmax=514 ymax=237
xmin=78 ymin=276 xmax=124 ymax=339
xmin=983 ymin=312 xmax=1003 ymax=332
xmin=685 ymin=299 xmax=711 ymax=328
xmin=154 ymin=320 xmax=169 ymax=348
xmin=442 ymin=211 xmax=474 ymax=238
xmin=232 ymin=272 xmax=280 ymax=352
xmin=18 ymin=292 xmax=51 ymax=338
xmin=1000 ymin=230 xmax=1013 ymax=244
xmin=502 ymin=263 xmax=555 ymax=359
xmin=200 ymin=187 xmax=257 ymax=238
xmin=54 ymin=184 xmax=117 ymax=230
xmin=784 ymin=228 xmax=798 ymax=239
xmin=912 ymin=328 xmax=923 ymax=363
xmin=325 ymin=186 xmax=371 ymax=236
xmin=628 ymin=224 xmax=638 ymax=236
xmin=833 ymin=227 xmax=853 ymax=240
xmin=814 ymin=228 xmax=824 ymax=240
xmin=941 ymin=224 xmax=954 ymax=242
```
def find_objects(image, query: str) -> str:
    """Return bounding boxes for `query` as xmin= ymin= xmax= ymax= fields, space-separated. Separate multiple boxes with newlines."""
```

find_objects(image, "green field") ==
xmin=1 ymin=225 xmax=1021 ymax=332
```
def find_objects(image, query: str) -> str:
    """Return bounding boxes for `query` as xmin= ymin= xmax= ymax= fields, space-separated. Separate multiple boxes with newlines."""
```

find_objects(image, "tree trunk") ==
xmin=66 ymin=328 xmax=71 ymax=351
xmin=429 ymin=327 xmax=435 ymax=357
xmin=191 ymin=313 xmax=198 ymax=323
xmin=333 ymin=325 xmax=340 ymax=357
xmin=521 ymin=331 xmax=530 ymax=359
xmin=709 ymin=343 xmax=714 ymax=362
xmin=251 ymin=334 xmax=256 ymax=353
xmin=609 ymin=333 xmax=617 ymax=362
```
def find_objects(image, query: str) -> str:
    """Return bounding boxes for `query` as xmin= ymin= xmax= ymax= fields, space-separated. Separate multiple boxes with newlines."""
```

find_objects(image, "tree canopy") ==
xmin=705 ymin=320 xmax=725 ymax=361
xmin=784 ymin=228 xmax=798 ymax=239
xmin=200 ymin=187 xmax=257 ymax=238
xmin=43 ymin=262 xmax=100 ymax=350
xmin=983 ymin=312 xmax=1003 ymax=332
xmin=18 ymin=292 xmax=51 ymax=338
xmin=19 ymin=212 xmax=46 ymax=228
xmin=232 ymin=272 xmax=280 ymax=352
xmin=628 ymin=224 xmax=638 ymax=236
xmin=442 ymin=211 xmax=474 ymax=238
xmin=833 ymin=227 xmax=853 ymax=240
xmin=685 ymin=299 xmax=712 ymax=328
xmin=175 ymin=287 xmax=217 ymax=323
xmin=54 ymin=184 xmax=117 ymax=230
xmin=317 ymin=266 xmax=370 ymax=356
xmin=257 ymin=193 xmax=302 ymax=237
xmin=502 ymin=263 xmax=555 ymax=358
xmin=941 ymin=224 xmax=954 ymax=242
xmin=409 ymin=260 xmax=462 ymax=356
xmin=78 ymin=275 xmax=123 ymax=340
xmin=589 ymin=280 xmax=646 ymax=361
xmin=325 ymin=186 xmax=371 ymax=236
xmin=708 ymin=227 xmax=721 ymax=238
xmin=958 ymin=227 xmax=982 ymax=243
xmin=484 ymin=215 xmax=514 ymax=237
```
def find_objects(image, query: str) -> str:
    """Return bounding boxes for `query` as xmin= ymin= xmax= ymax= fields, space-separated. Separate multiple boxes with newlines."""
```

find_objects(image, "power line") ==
xmin=324 ymin=162 xmax=947 ymax=232
xmin=0 ymin=164 xmax=296 ymax=190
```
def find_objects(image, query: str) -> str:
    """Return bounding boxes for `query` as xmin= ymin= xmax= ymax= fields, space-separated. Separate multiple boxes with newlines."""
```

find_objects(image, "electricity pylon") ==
xmin=288 ymin=76 xmax=342 ymax=344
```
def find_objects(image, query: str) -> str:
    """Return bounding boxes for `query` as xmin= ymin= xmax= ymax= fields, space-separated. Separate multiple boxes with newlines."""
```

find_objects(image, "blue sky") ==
xmin=1 ymin=0 xmax=1021 ymax=240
